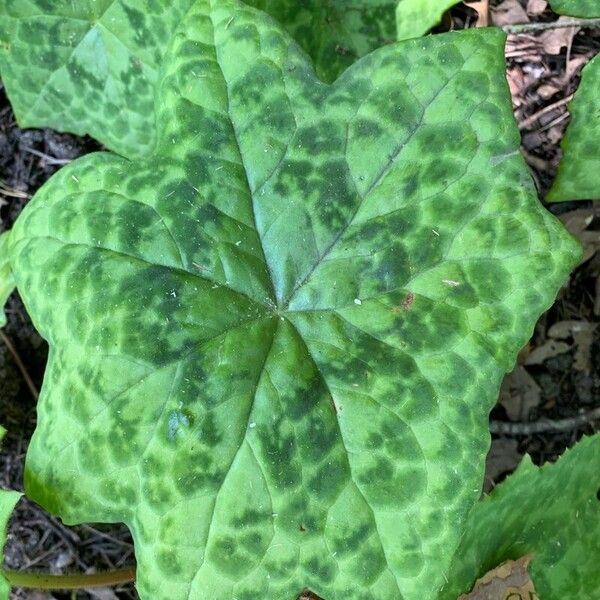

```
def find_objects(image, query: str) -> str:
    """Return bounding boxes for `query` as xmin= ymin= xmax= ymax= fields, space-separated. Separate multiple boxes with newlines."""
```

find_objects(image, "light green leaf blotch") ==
xmin=0 ymin=0 xmax=195 ymax=158
xmin=549 ymin=0 xmax=600 ymax=17
xmin=547 ymin=53 xmax=600 ymax=201
xmin=443 ymin=433 xmax=600 ymax=599
xmin=5 ymin=1 xmax=579 ymax=599
xmin=0 ymin=232 xmax=14 ymax=328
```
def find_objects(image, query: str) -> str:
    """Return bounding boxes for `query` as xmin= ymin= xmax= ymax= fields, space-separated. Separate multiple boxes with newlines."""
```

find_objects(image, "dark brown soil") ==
xmin=0 ymin=2 xmax=599 ymax=599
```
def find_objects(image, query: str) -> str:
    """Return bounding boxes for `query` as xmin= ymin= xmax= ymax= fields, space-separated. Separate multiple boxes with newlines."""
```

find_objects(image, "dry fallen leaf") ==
xmin=558 ymin=208 xmax=600 ymax=264
xmin=491 ymin=0 xmax=529 ymax=26
xmin=484 ymin=438 xmax=523 ymax=492
xmin=539 ymin=17 xmax=580 ymax=55
xmin=465 ymin=0 xmax=490 ymax=27
xmin=548 ymin=320 xmax=598 ymax=373
xmin=524 ymin=339 xmax=571 ymax=365
xmin=527 ymin=0 xmax=548 ymax=15
xmin=500 ymin=366 xmax=542 ymax=420
xmin=459 ymin=556 xmax=539 ymax=600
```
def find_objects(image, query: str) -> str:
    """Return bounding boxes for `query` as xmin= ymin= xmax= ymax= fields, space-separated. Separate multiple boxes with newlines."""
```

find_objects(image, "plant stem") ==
xmin=503 ymin=18 xmax=600 ymax=34
xmin=2 ymin=566 xmax=135 ymax=590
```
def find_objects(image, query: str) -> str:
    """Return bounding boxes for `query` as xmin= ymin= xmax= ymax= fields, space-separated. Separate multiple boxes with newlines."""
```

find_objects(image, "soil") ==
xmin=0 ymin=1 xmax=598 ymax=599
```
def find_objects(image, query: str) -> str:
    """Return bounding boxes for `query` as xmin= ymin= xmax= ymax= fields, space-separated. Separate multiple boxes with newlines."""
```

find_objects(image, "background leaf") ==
xmin=549 ymin=0 xmax=600 ymax=17
xmin=5 ymin=1 xmax=579 ymax=599
xmin=246 ymin=0 xmax=398 ymax=83
xmin=396 ymin=0 xmax=460 ymax=41
xmin=0 ymin=0 xmax=194 ymax=158
xmin=442 ymin=433 xmax=600 ymax=600
xmin=547 ymin=53 xmax=600 ymax=201
xmin=0 ymin=232 xmax=14 ymax=328
xmin=247 ymin=0 xmax=461 ymax=83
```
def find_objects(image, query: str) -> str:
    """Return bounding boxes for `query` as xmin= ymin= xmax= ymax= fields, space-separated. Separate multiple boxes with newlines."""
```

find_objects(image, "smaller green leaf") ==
xmin=246 ymin=0 xmax=461 ymax=83
xmin=0 ymin=0 xmax=195 ymax=158
xmin=396 ymin=0 xmax=460 ymax=41
xmin=246 ymin=0 xmax=399 ymax=82
xmin=0 ymin=232 xmax=14 ymax=328
xmin=549 ymin=0 xmax=600 ymax=17
xmin=0 ymin=426 xmax=22 ymax=599
xmin=547 ymin=53 xmax=600 ymax=202
xmin=443 ymin=433 xmax=600 ymax=600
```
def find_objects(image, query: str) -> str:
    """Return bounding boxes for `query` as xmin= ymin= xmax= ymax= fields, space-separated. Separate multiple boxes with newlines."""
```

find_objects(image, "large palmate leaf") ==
xmin=549 ymin=0 xmax=599 ymax=17
xmin=443 ymin=433 xmax=600 ymax=599
xmin=0 ymin=0 xmax=194 ymax=158
xmin=2 ymin=1 xmax=579 ymax=599
xmin=547 ymin=52 xmax=600 ymax=201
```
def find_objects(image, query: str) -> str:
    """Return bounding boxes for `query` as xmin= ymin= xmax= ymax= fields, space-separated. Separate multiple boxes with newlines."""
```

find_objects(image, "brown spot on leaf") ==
xmin=392 ymin=292 xmax=415 ymax=313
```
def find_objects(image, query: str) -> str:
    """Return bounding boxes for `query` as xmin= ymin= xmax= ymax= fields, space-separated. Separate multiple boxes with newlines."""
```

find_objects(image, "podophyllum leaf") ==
xmin=0 ymin=427 xmax=23 ymax=599
xmin=0 ymin=0 xmax=194 ymax=158
xmin=0 ymin=232 xmax=14 ymax=328
xmin=442 ymin=433 xmax=600 ymax=600
xmin=246 ymin=1 xmax=460 ymax=83
xmin=549 ymin=0 xmax=600 ymax=17
xmin=396 ymin=0 xmax=460 ymax=42
xmin=547 ymin=53 xmax=600 ymax=201
xmin=246 ymin=0 xmax=397 ymax=83
xmin=6 ymin=2 xmax=579 ymax=599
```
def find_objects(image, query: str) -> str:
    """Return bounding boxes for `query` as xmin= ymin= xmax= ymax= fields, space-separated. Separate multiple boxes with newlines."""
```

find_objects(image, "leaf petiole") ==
xmin=2 ymin=566 xmax=135 ymax=590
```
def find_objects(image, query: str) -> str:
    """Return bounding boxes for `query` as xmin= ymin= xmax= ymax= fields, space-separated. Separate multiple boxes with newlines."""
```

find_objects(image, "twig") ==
xmin=22 ymin=147 xmax=72 ymax=166
xmin=519 ymin=94 xmax=574 ymax=130
xmin=503 ymin=18 xmax=600 ymax=34
xmin=490 ymin=406 xmax=600 ymax=435
xmin=0 ymin=329 xmax=39 ymax=401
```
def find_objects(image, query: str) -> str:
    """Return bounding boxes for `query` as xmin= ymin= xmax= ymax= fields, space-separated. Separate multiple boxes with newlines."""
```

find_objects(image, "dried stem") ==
xmin=490 ymin=406 xmax=600 ymax=435
xmin=503 ymin=18 xmax=600 ymax=34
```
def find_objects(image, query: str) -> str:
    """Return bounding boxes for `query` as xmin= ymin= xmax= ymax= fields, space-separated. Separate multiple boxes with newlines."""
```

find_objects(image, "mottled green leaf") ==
xmin=0 ymin=0 xmax=194 ymax=158
xmin=5 ymin=2 xmax=579 ymax=599
xmin=0 ymin=232 xmax=14 ymax=328
xmin=443 ymin=433 xmax=600 ymax=600
xmin=547 ymin=53 xmax=600 ymax=201
xmin=396 ymin=0 xmax=460 ymax=42
xmin=549 ymin=0 xmax=600 ymax=17
xmin=0 ymin=427 xmax=23 ymax=598
xmin=246 ymin=0 xmax=460 ymax=83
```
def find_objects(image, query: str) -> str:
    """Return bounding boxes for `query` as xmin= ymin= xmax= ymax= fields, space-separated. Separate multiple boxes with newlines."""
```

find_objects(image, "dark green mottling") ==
xmin=1 ymin=2 xmax=581 ymax=600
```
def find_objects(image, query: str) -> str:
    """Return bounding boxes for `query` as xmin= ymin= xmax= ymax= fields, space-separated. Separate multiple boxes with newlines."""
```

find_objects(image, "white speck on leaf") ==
xmin=354 ymin=298 xmax=362 ymax=305
xmin=442 ymin=279 xmax=461 ymax=287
